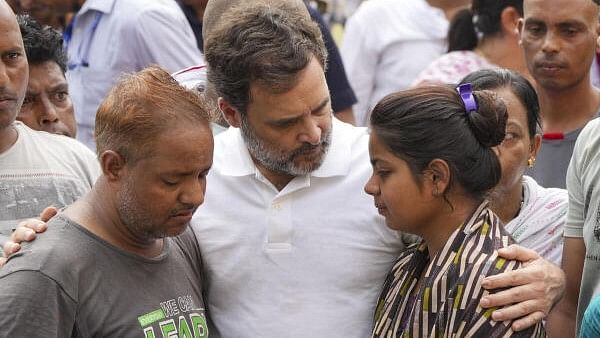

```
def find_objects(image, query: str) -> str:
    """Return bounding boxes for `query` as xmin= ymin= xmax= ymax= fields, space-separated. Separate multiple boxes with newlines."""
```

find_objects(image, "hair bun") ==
xmin=465 ymin=90 xmax=507 ymax=148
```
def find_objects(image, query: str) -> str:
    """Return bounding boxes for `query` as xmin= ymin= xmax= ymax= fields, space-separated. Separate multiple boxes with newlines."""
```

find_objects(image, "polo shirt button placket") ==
xmin=265 ymin=199 xmax=292 ymax=253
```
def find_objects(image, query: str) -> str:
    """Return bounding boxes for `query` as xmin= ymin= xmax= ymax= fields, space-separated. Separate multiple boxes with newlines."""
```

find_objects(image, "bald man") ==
xmin=520 ymin=0 xmax=600 ymax=189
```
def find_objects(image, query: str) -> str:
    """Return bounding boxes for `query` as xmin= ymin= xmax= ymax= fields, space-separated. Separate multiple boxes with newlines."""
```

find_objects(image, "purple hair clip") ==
xmin=457 ymin=83 xmax=478 ymax=114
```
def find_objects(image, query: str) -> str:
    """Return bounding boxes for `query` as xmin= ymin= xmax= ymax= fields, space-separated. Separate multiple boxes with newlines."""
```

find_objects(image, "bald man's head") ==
xmin=0 ymin=0 xmax=28 ymax=131
xmin=202 ymin=0 xmax=309 ymax=44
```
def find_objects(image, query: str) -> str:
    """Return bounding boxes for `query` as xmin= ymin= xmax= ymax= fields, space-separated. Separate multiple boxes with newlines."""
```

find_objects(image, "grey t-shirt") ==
xmin=0 ymin=214 xmax=208 ymax=337
xmin=527 ymin=127 xmax=582 ymax=189
xmin=528 ymin=114 xmax=600 ymax=189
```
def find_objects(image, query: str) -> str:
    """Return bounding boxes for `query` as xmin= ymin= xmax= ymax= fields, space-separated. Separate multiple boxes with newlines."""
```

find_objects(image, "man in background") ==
xmin=18 ymin=14 xmax=76 ymax=137
xmin=520 ymin=0 xmax=600 ymax=188
xmin=66 ymin=0 xmax=203 ymax=150
xmin=0 ymin=0 xmax=98 ymax=247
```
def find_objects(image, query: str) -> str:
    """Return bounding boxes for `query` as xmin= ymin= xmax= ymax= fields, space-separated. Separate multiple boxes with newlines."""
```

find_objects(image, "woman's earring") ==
xmin=527 ymin=157 xmax=536 ymax=168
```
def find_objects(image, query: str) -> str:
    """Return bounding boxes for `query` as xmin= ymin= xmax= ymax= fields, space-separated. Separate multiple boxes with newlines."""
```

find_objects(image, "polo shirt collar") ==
xmin=218 ymin=117 xmax=352 ymax=178
xmin=79 ymin=0 xmax=116 ymax=15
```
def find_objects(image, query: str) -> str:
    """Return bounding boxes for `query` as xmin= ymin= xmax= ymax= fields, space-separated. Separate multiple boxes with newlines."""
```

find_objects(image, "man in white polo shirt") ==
xmin=195 ymin=2 xmax=565 ymax=337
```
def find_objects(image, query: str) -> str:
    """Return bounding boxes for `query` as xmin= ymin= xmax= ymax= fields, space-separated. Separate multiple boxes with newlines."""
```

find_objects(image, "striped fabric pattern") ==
xmin=372 ymin=202 xmax=546 ymax=338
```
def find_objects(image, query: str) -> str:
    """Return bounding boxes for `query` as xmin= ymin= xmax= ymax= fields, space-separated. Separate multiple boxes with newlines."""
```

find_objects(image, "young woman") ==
xmin=366 ymin=84 xmax=545 ymax=337
xmin=461 ymin=69 xmax=567 ymax=265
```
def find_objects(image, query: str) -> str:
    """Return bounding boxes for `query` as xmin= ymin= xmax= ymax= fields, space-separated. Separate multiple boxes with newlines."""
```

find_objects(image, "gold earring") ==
xmin=527 ymin=157 xmax=536 ymax=168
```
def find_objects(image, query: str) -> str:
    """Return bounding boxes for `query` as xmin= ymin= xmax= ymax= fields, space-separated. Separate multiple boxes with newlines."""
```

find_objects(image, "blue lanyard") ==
xmin=64 ymin=11 xmax=103 ymax=70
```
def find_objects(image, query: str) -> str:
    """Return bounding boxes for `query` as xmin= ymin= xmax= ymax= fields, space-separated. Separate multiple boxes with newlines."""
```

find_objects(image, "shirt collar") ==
xmin=217 ymin=117 xmax=353 ymax=178
xmin=79 ymin=0 xmax=116 ymax=15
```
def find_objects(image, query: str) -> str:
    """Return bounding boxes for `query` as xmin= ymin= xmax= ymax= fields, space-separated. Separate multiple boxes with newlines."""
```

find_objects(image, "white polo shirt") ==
xmin=66 ymin=0 xmax=203 ymax=150
xmin=191 ymin=118 xmax=409 ymax=337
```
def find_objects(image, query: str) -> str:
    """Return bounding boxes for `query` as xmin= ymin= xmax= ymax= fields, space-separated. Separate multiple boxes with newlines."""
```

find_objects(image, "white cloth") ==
xmin=341 ymin=0 xmax=448 ymax=126
xmin=191 ymin=118 xmax=410 ymax=337
xmin=412 ymin=50 xmax=497 ymax=86
xmin=564 ymin=118 xmax=600 ymax=332
xmin=504 ymin=176 xmax=567 ymax=266
xmin=0 ymin=122 xmax=100 ymax=245
xmin=66 ymin=0 xmax=203 ymax=150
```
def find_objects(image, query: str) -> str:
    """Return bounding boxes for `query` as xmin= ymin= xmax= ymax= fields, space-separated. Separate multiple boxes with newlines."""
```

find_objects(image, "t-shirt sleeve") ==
xmin=564 ymin=122 xmax=593 ymax=238
xmin=0 ymin=270 xmax=77 ymax=336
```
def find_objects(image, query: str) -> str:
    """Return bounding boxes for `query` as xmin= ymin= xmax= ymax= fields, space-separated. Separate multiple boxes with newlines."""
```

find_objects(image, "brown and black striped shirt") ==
xmin=372 ymin=202 xmax=546 ymax=338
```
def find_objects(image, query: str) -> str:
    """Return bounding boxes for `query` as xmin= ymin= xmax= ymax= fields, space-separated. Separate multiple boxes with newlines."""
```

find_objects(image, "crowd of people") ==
xmin=0 ymin=0 xmax=600 ymax=336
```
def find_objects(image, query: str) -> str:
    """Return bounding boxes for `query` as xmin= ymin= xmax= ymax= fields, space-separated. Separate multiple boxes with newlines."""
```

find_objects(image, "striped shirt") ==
xmin=372 ymin=202 xmax=546 ymax=337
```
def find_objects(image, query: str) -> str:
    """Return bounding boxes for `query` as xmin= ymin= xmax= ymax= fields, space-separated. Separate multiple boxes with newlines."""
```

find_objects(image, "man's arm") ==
xmin=479 ymin=244 xmax=566 ymax=331
xmin=0 ymin=270 xmax=76 ymax=336
xmin=545 ymin=237 xmax=584 ymax=336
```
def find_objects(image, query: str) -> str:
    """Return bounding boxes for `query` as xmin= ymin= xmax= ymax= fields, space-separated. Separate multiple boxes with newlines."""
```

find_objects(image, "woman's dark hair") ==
xmin=460 ymin=68 xmax=540 ymax=138
xmin=370 ymin=85 xmax=507 ymax=202
xmin=447 ymin=0 xmax=523 ymax=52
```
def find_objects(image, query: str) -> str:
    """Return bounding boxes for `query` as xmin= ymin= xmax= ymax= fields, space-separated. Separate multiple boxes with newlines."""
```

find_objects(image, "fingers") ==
xmin=10 ymin=226 xmax=38 ymax=244
xmin=480 ymin=280 xmax=548 ymax=308
xmin=481 ymin=267 xmax=539 ymax=290
xmin=484 ymin=296 xmax=548 ymax=322
xmin=17 ymin=218 xmax=47 ymax=233
xmin=2 ymin=241 xmax=20 ymax=258
xmin=510 ymin=311 xmax=547 ymax=332
xmin=39 ymin=207 xmax=58 ymax=223
xmin=496 ymin=244 xmax=540 ymax=263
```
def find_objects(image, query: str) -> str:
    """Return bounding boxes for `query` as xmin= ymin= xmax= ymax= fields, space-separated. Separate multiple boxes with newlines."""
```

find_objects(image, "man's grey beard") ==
xmin=239 ymin=115 xmax=332 ymax=176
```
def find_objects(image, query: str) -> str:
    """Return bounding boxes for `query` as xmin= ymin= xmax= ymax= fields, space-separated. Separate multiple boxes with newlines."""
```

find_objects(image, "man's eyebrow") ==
xmin=556 ymin=20 xmax=587 ymax=28
xmin=268 ymin=97 xmax=331 ymax=126
xmin=311 ymin=97 xmax=330 ymax=114
xmin=524 ymin=18 xmax=544 ymax=25
xmin=163 ymin=165 xmax=213 ymax=177
xmin=49 ymin=83 xmax=69 ymax=92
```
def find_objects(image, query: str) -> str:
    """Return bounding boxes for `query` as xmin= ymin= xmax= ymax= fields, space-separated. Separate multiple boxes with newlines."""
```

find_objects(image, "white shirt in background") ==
xmin=341 ymin=0 xmax=448 ymax=126
xmin=191 ymin=118 xmax=411 ymax=337
xmin=66 ymin=0 xmax=203 ymax=150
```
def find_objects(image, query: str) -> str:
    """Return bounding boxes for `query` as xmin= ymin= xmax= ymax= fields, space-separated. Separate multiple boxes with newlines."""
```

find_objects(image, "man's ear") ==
xmin=218 ymin=97 xmax=242 ymax=128
xmin=99 ymin=150 xmax=127 ymax=182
